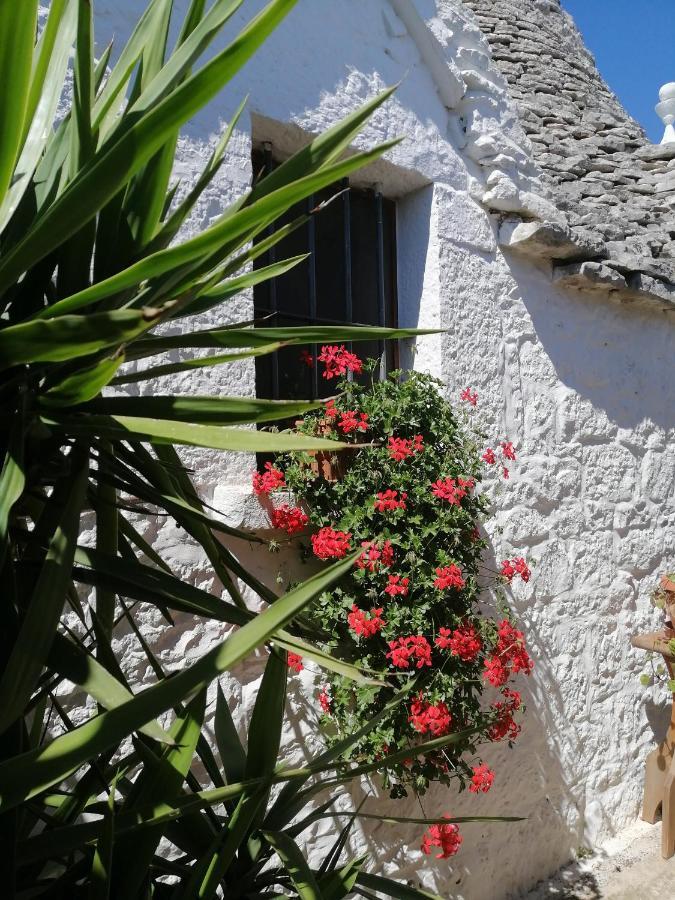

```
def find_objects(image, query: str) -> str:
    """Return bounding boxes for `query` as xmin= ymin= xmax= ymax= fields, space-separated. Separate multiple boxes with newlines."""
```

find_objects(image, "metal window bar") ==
xmin=262 ymin=142 xmax=279 ymax=399
xmin=374 ymin=186 xmax=387 ymax=381
xmin=342 ymin=178 xmax=353 ymax=377
xmin=307 ymin=193 xmax=319 ymax=399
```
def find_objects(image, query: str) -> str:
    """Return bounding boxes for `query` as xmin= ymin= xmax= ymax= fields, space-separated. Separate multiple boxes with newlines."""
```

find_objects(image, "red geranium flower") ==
xmin=421 ymin=818 xmax=462 ymax=859
xmin=460 ymin=387 xmax=478 ymax=406
xmin=347 ymin=604 xmax=385 ymax=638
xmin=482 ymin=448 xmax=496 ymax=465
xmin=252 ymin=462 xmax=285 ymax=495
xmin=374 ymin=489 xmax=407 ymax=512
xmin=311 ymin=527 xmax=352 ymax=560
xmin=386 ymin=635 xmax=432 ymax=669
xmin=500 ymin=440 xmax=516 ymax=461
xmin=300 ymin=349 xmax=313 ymax=367
xmin=469 ymin=763 xmax=494 ymax=794
xmin=287 ymin=653 xmax=303 ymax=673
xmin=338 ymin=410 xmax=369 ymax=434
xmin=501 ymin=557 xmax=531 ymax=583
xmin=317 ymin=345 xmax=363 ymax=380
xmin=384 ymin=574 xmax=409 ymax=597
xmin=270 ymin=504 xmax=309 ymax=535
xmin=434 ymin=564 xmax=465 ymax=591
xmin=409 ymin=697 xmax=452 ymax=736
xmin=435 ymin=624 xmax=482 ymax=661
xmin=318 ymin=688 xmax=332 ymax=713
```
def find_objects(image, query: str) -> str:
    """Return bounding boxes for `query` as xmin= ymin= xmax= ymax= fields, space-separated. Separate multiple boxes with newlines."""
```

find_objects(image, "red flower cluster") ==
xmin=384 ymin=574 xmax=409 ymax=597
xmin=311 ymin=527 xmax=352 ymax=560
xmin=488 ymin=688 xmax=522 ymax=742
xmin=500 ymin=557 xmax=531 ymax=583
xmin=434 ymin=564 xmax=465 ymax=591
xmin=387 ymin=635 xmax=432 ymax=669
xmin=300 ymin=349 xmax=313 ymax=367
xmin=483 ymin=620 xmax=533 ymax=687
xmin=469 ymin=763 xmax=494 ymax=794
xmin=252 ymin=462 xmax=285 ymax=495
xmin=347 ymin=604 xmax=385 ymax=638
xmin=435 ymin=623 xmax=482 ymax=661
xmin=338 ymin=410 xmax=369 ymax=434
xmin=317 ymin=345 xmax=363 ymax=380
xmin=430 ymin=476 xmax=474 ymax=505
xmin=421 ymin=818 xmax=462 ymax=859
xmin=460 ymin=387 xmax=478 ymax=406
xmin=409 ymin=697 xmax=452 ymax=736
xmin=287 ymin=653 xmax=303 ymax=673
xmin=325 ymin=398 xmax=338 ymax=419
xmin=483 ymin=441 xmax=516 ymax=479
xmin=318 ymin=687 xmax=332 ymax=714
xmin=270 ymin=504 xmax=309 ymax=535
xmin=374 ymin=489 xmax=407 ymax=512
xmin=355 ymin=539 xmax=395 ymax=572
xmin=388 ymin=435 xmax=424 ymax=461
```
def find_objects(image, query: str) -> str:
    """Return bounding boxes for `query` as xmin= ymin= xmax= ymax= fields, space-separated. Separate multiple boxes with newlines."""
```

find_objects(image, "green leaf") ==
xmin=318 ymin=855 xmax=368 ymax=900
xmin=0 ymin=0 xmax=299 ymax=296
xmin=130 ymin=324 xmax=439 ymax=358
xmin=0 ymin=0 xmax=77 ymax=231
xmin=214 ymin=681 xmax=246 ymax=786
xmin=0 ymin=414 xmax=25 ymax=567
xmin=47 ymin=633 xmax=173 ymax=746
xmin=41 ymin=355 xmax=124 ymax=408
xmin=263 ymin=830 xmax=324 ymax=900
xmin=0 ymin=309 xmax=163 ymax=370
xmin=0 ymin=450 xmax=88 ymax=736
xmin=88 ymin=774 xmax=117 ymax=900
xmin=0 ymin=1 xmax=38 ymax=205
xmin=75 ymin=395 xmax=325 ymax=426
xmin=113 ymin=689 xmax=207 ymax=897
xmin=111 ymin=343 xmax=284 ymax=386
xmin=42 ymin=413 xmax=348 ymax=453
xmin=356 ymin=873 xmax=443 ymax=900
xmin=0 ymin=552 xmax=359 ymax=811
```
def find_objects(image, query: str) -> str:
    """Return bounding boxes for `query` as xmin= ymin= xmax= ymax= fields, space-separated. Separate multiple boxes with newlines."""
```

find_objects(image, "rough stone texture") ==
xmin=72 ymin=2 xmax=675 ymax=898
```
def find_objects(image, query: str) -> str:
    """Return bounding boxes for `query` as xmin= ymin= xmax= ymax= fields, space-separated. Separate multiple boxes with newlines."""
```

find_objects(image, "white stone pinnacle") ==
xmin=656 ymin=82 xmax=675 ymax=144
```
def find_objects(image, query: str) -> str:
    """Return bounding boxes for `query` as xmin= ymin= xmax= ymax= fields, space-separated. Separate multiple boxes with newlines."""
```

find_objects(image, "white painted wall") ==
xmin=80 ymin=1 xmax=675 ymax=897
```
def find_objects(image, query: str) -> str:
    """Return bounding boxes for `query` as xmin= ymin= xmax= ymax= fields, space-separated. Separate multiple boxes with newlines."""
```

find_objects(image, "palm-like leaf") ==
xmin=0 ymin=2 xmax=510 ymax=897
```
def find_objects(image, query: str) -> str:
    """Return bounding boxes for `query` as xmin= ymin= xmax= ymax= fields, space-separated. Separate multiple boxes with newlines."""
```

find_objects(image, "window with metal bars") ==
xmin=252 ymin=145 xmax=398 ymax=402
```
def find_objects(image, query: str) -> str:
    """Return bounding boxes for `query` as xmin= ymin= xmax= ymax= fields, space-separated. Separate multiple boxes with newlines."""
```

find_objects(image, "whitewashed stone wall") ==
xmin=86 ymin=2 xmax=675 ymax=897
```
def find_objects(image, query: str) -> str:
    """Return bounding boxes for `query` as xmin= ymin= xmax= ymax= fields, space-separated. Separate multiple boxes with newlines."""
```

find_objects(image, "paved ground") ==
xmin=522 ymin=819 xmax=674 ymax=899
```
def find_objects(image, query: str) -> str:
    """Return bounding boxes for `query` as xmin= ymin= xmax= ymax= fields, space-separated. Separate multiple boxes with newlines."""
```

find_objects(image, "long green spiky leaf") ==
xmin=0 ymin=451 xmax=88 ymax=736
xmin=0 ymin=552 xmax=359 ymax=811
xmin=75 ymin=395 xmax=325 ymax=425
xmin=42 ymin=413 xmax=348 ymax=453
xmin=0 ymin=309 xmax=162 ymax=370
xmin=0 ymin=1 xmax=38 ymax=205
xmin=111 ymin=343 xmax=284 ymax=386
xmin=0 ymin=0 xmax=299 ymax=296
xmin=129 ymin=324 xmax=439 ymax=358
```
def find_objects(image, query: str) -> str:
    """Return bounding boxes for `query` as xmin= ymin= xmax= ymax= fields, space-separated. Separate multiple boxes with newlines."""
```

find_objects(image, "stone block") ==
xmin=625 ymin=272 xmax=675 ymax=306
xmin=553 ymin=261 xmax=628 ymax=292
xmin=499 ymin=219 xmax=604 ymax=261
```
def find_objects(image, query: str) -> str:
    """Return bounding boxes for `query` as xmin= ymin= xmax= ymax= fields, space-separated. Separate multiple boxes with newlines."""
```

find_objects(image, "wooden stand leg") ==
xmin=643 ymin=746 xmax=670 ymax=824
xmin=662 ymin=764 xmax=675 ymax=859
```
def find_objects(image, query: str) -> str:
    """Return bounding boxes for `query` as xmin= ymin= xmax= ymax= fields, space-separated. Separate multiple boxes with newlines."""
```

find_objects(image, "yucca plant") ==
xmin=0 ymin=1 xmax=519 ymax=897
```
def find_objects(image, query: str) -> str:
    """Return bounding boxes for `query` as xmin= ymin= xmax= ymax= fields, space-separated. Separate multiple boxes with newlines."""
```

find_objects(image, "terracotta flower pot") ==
xmin=297 ymin=418 xmax=356 ymax=483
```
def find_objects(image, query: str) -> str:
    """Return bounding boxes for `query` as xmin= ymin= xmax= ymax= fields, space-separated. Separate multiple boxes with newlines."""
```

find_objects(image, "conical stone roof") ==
xmin=462 ymin=0 xmax=675 ymax=304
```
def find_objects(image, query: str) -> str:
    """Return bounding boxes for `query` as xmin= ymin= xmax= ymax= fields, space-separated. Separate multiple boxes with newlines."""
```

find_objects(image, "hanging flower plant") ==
xmin=253 ymin=350 xmax=534 ymax=847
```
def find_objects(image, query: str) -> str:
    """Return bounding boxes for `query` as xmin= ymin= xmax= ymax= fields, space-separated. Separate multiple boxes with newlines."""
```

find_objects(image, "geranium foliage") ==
xmin=259 ymin=353 xmax=533 ymax=850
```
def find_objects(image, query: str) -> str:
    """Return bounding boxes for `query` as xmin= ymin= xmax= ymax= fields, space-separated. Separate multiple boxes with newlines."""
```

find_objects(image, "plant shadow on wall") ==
xmin=0 ymin=1 xmax=535 ymax=897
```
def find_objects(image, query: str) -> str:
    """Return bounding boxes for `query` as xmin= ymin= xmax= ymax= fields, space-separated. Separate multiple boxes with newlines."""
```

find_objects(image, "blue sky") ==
xmin=561 ymin=0 xmax=674 ymax=142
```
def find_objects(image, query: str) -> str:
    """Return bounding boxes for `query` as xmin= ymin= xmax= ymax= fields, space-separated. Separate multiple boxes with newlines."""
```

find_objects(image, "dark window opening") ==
xmin=252 ymin=145 xmax=398 ymax=402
